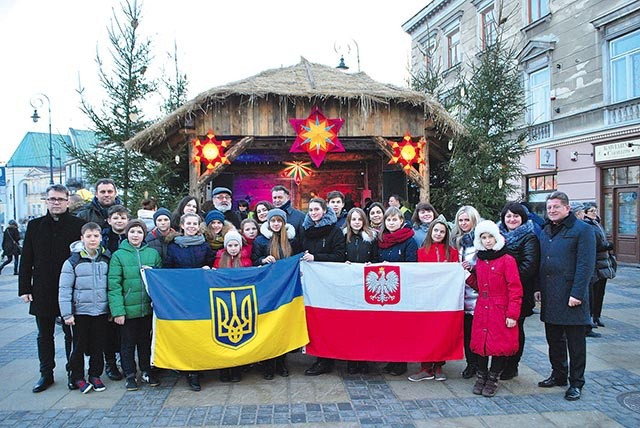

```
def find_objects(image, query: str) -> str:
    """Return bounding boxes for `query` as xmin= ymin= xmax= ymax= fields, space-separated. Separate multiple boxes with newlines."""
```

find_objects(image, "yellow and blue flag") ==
xmin=143 ymin=256 xmax=308 ymax=370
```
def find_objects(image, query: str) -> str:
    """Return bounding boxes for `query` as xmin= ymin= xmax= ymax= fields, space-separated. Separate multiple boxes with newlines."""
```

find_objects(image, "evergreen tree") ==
xmin=67 ymin=0 xmax=186 ymax=209
xmin=413 ymin=20 xmax=527 ymax=220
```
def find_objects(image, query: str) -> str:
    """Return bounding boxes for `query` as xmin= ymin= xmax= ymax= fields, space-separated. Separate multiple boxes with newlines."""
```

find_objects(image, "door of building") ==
xmin=612 ymin=187 xmax=639 ymax=263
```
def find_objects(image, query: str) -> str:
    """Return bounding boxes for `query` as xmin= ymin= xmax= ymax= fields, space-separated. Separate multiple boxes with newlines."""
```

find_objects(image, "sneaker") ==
xmin=408 ymin=368 xmax=435 ymax=382
xmin=75 ymin=379 xmax=93 ymax=394
xmin=125 ymin=376 xmax=138 ymax=391
xmin=89 ymin=376 xmax=106 ymax=392
xmin=434 ymin=366 xmax=447 ymax=381
xmin=141 ymin=371 xmax=160 ymax=387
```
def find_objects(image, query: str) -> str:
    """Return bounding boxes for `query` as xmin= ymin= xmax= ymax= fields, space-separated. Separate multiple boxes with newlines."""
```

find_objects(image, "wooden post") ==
xmin=187 ymin=136 xmax=200 ymax=200
xmin=419 ymin=136 xmax=429 ymax=203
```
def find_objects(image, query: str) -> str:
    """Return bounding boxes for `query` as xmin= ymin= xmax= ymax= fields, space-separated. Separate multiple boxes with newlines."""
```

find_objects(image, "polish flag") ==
xmin=301 ymin=262 xmax=465 ymax=362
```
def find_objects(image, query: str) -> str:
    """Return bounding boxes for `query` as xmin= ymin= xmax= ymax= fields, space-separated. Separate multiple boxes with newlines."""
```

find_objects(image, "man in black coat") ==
xmin=19 ymin=184 xmax=86 ymax=393
xmin=77 ymin=178 xmax=122 ymax=228
xmin=271 ymin=185 xmax=305 ymax=241
xmin=535 ymin=191 xmax=595 ymax=401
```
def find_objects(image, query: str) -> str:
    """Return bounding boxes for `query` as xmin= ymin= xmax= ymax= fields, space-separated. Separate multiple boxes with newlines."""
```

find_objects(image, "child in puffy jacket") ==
xmin=59 ymin=222 xmax=111 ymax=394
xmin=465 ymin=220 xmax=522 ymax=398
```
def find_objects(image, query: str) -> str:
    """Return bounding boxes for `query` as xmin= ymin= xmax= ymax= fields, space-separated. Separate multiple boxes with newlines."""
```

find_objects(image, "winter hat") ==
xmin=473 ymin=220 xmax=505 ymax=251
xmin=223 ymin=230 xmax=243 ymax=249
xmin=582 ymin=201 xmax=597 ymax=211
xmin=570 ymin=202 xmax=585 ymax=213
xmin=212 ymin=187 xmax=232 ymax=197
xmin=267 ymin=208 xmax=287 ymax=223
xmin=153 ymin=207 xmax=172 ymax=224
xmin=205 ymin=210 xmax=225 ymax=226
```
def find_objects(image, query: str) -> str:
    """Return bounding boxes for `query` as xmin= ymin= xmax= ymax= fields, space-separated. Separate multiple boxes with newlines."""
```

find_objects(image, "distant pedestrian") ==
xmin=0 ymin=220 xmax=21 ymax=275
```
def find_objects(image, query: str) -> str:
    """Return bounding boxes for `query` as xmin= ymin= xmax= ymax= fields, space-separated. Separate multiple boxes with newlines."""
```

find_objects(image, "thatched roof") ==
xmin=126 ymin=57 xmax=462 ymax=151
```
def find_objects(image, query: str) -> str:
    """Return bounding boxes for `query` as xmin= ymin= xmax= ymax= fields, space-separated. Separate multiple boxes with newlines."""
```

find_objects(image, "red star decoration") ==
xmin=388 ymin=132 xmax=426 ymax=173
xmin=289 ymin=106 xmax=345 ymax=167
xmin=192 ymin=131 xmax=231 ymax=170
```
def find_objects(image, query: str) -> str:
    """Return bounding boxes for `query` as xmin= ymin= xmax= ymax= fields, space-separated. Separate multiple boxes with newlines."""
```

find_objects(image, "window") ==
xmin=422 ymin=36 xmax=437 ymax=72
xmin=527 ymin=173 xmax=557 ymax=217
xmin=610 ymin=29 xmax=640 ymax=103
xmin=527 ymin=67 xmax=550 ymax=124
xmin=447 ymin=28 xmax=461 ymax=68
xmin=480 ymin=4 xmax=497 ymax=48
xmin=527 ymin=0 xmax=549 ymax=23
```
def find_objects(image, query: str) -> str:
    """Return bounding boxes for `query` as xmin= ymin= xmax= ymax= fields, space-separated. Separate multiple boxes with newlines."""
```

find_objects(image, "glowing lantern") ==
xmin=192 ymin=131 xmax=230 ymax=170
xmin=280 ymin=161 xmax=314 ymax=185
xmin=388 ymin=132 xmax=426 ymax=173
xmin=289 ymin=106 xmax=345 ymax=167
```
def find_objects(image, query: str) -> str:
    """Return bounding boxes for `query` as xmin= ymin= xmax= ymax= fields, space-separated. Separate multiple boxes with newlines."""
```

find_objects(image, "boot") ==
xmin=472 ymin=371 xmax=487 ymax=395
xmin=275 ymin=356 xmax=289 ymax=377
xmin=263 ymin=359 xmax=275 ymax=380
xmin=187 ymin=373 xmax=201 ymax=391
xmin=482 ymin=372 xmax=499 ymax=397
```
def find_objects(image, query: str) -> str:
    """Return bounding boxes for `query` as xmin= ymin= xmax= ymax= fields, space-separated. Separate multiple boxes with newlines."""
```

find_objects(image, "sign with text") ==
xmin=536 ymin=148 xmax=557 ymax=169
xmin=595 ymin=140 xmax=640 ymax=163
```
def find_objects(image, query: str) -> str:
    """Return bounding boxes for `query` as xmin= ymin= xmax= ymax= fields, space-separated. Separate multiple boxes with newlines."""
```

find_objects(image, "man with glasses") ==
xmin=77 ymin=178 xmax=123 ymax=228
xmin=19 ymin=184 xmax=86 ymax=393
xmin=211 ymin=187 xmax=241 ymax=229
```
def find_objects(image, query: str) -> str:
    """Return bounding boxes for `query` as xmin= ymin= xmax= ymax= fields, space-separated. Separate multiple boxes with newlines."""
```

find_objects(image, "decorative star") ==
xmin=388 ymin=131 xmax=426 ymax=173
xmin=289 ymin=106 xmax=345 ymax=167
xmin=192 ymin=131 xmax=231 ymax=170
xmin=280 ymin=161 xmax=314 ymax=185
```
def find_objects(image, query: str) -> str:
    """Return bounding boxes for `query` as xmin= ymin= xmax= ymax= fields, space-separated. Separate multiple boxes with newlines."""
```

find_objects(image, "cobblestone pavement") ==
xmin=0 ymin=262 xmax=639 ymax=427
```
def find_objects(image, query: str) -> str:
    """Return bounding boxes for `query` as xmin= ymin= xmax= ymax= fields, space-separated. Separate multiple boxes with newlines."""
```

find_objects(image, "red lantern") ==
xmin=388 ymin=132 xmax=425 ymax=173
xmin=192 ymin=131 xmax=230 ymax=170
xmin=289 ymin=106 xmax=345 ymax=167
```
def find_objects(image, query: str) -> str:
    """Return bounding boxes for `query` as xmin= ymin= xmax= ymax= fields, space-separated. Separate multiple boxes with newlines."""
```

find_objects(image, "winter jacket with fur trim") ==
xmin=108 ymin=240 xmax=162 ymax=319
xmin=252 ymin=222 xmax=296 ymax=265
xmin=58 ymin=241 xmax=110 ymax=319
xmin=343 ymin=229 xmax=379 ymax=263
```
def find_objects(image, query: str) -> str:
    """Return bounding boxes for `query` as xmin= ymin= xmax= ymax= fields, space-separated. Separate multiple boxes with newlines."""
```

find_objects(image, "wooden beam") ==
xmin=373 ymin=136 xmax=425 ymax=189
xmin=195 ymin=136 xmax=254 ymax=189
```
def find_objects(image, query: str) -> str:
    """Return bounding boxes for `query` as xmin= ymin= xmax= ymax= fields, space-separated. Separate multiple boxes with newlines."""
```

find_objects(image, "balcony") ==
xmin=606 ymin=98 xmax=640 ymax=125
xmin=527 ymin=121 xmax=553 ymax=143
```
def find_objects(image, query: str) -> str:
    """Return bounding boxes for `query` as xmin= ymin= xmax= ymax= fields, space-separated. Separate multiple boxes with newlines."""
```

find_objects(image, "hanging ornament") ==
xmin=280 ymin=161 xmax=314 ymax=185
xmin=289 ymin=106 xmax=345 ymax=167
xmin=388 ymin=131 xmax=426 ymax=173
xmin=192 ymin=131 xmax=231 ymax=170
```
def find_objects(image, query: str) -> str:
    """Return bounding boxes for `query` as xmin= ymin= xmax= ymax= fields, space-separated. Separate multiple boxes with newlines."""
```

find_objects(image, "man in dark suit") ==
xmin=535 ymin=191 xmax=595 ymax=401
xmin=19 ymin=184 xmax=86 ymax=393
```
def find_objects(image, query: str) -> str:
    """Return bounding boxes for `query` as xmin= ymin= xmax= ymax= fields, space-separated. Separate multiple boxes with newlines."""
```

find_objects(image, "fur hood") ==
xmin=473 ymin=220 xmax=505 ymax=251
xmin=303 ymin=208 xmax=337 ymax=230
xmin=260 ymin=221 xmax=296 ymax=240
xmin=342 ymin=227 xmax=376 ymax=242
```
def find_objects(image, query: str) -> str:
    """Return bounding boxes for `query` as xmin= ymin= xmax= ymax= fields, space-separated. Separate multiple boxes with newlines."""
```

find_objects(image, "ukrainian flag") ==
xmin=143 ymin=256 xmax=308 ymax=370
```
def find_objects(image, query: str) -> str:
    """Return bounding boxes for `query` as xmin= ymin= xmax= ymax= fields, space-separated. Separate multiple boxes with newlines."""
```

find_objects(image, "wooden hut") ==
xmin=125 ymin=57 xmax=462 ymax=208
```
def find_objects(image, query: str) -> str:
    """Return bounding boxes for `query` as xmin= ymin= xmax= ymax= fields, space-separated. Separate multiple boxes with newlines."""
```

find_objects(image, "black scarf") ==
xmin=476 ymin=246 xmax=508 ymax=261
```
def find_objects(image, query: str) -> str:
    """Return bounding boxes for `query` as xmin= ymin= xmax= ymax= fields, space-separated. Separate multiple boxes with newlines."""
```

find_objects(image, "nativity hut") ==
xmin=125 ymin=57 xmax=462 ymax=209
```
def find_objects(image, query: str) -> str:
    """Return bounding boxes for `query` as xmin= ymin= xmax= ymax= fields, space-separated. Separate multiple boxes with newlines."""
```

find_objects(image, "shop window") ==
xmin=527 ymin=173 xmax=557 ymax=216
xmin=603 ymin=192 xmax=613 ymax=234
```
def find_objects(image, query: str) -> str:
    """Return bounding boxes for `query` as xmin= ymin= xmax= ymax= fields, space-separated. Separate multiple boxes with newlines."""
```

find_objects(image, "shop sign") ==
xmin=595 ymin=140 xmax=640 ymax=163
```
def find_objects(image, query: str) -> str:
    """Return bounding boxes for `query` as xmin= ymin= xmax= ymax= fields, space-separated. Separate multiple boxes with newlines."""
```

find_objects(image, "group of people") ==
xmin=15 ymin=178 xmax=613 ymax=402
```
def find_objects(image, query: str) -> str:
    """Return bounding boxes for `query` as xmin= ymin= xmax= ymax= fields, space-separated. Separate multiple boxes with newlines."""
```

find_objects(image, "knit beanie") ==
xmin=153 ymin=207 xmax=172 ymax=224
xmin=267 ymin=208 xmax=287 ymax=223
xmin=473 ymin=220 xmax=505 ymax=251
xmin=223 ymin=230 xmax=243 ymax=249
xmin=205 ymin=210 xmax=225 ymax=226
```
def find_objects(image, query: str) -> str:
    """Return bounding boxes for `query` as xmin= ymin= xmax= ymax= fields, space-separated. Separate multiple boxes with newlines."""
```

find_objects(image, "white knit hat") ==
xmin=223 ymin=230 xmax=243 ymax=249
xmin=473 ymin=220 xmax=505 ymax=251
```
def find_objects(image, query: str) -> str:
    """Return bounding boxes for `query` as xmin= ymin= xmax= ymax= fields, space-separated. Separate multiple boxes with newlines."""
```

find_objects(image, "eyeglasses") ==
xmin=45 ymin=197 xmax=68 ymax=204
xmin=214 ymin=195 xmax=231 ymax=201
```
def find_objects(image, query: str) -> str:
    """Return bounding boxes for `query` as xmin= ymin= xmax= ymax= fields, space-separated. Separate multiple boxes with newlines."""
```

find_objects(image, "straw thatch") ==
xmin=125 ymin=57 xmax=462 ymax=152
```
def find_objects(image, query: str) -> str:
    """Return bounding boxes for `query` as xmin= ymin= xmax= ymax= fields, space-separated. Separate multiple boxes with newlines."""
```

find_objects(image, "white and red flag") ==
xmin=301 ymin=262 xmax=465 ymax=362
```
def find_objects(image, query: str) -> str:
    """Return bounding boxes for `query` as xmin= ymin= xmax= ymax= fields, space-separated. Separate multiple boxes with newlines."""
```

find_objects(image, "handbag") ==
xmin=8 ymin=234 xmax=21 ymax=256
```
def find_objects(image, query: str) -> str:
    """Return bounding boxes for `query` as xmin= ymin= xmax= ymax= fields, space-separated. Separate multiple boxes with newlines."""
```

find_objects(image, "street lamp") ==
xmin=30 ymin=93 xmax=54 ymax=185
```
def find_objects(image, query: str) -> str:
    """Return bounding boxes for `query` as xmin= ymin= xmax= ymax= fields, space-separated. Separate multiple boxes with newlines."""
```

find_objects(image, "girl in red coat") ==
xmin=465 ymin=220 xmax=522 ymax=397
xmin=213 ymin=231 xmax=252 ymax=269
xmin=409 ymin=219 xmax=460 ymax=382
xmin=240 ymin=218 xmax=259 ymax=263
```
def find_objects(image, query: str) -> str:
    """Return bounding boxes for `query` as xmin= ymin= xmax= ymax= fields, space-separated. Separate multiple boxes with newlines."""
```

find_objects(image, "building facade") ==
xmin=404 ymin=0 xmax=640 ymax=263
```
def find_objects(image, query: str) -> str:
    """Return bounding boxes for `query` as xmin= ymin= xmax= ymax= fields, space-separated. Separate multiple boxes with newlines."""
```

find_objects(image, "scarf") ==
xmin=498 ymin=220 xmax=534 ymax=247
xmin=378 ymin=227 xmax=415 ymax=249
xmin=174 ymin=235 xmax=206 ymax=248
xmin=477 ymin=246 xmax=508 ymax=260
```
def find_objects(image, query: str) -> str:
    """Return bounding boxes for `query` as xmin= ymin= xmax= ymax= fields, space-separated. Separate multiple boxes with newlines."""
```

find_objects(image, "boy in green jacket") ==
xmin=108 ymin=219 xmax=162 ymax=391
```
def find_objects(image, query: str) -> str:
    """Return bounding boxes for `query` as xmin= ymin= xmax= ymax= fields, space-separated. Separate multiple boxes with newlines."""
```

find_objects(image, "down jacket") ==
xmin=108 ymin=239 xmax=162 ymax=319
xmin=583 ymin=216 xmax=613 ymax=280
xmin=164 ymin=239 xmax=215 ymax=268
xmin=343 ymin=229 xmax=379 ymax=263
xmin=539 ymin=213 xmax=596 ymax=325
xmin=58 ymin=241 xmax=110 ymax=319
xmin=467 ymin=251 xmax=522 ymax=357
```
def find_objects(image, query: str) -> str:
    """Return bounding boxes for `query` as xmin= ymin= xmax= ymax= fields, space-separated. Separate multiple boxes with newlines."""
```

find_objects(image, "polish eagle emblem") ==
xmin=364 ymin=265 xmax=401 ymax=306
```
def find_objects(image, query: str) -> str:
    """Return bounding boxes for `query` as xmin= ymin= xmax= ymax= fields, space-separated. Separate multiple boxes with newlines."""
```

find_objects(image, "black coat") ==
xmin=2 ymin=226 xmax=21 ymax=256
xmin=18 ymin=211 xmax=86 ymax=317
xmin=504 ymin=229 xmax=540 ymax=318
xmin=344 ymin=230 xmax=380 ymax=263
xmin=76 ymin=196 xmax=123 ymax=228
xmin=539 ymin=213 xmax=596 ymax=325
xmin=301 ymin=226 xmax=345 ymax=262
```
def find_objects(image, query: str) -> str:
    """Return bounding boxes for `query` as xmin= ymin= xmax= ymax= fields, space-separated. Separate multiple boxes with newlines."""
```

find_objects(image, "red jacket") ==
xmin=466 ymin=253 xmax=522 ymax=357
xmin=213 ymin=250 xmax=253 ymax=268
xmin=417 ymin=242 xmax=459 ymax=263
